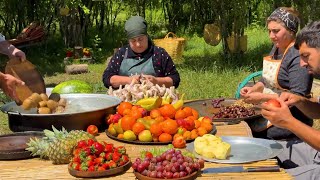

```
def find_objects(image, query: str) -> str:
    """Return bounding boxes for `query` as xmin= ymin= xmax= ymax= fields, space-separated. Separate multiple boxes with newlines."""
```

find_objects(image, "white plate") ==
xmin=186 ymin=136 xmax=283 ymax=163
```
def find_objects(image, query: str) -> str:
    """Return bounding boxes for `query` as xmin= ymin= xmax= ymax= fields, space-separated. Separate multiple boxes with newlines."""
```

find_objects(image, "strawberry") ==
xmin=72 ymin=162 xmax=81 ymax=171
xmin=94 ymin=157 xmax=105 ymax=165
xmin=97 ymin=166 xmax=106 ymax=171
xmin=83 ymin=160 xmax=94 ymax=167
xmin=145 ymin=151 xmax=153 ymax=159
xmin=77 ymin=140 xmax=88 ymax=149
xmin=105 ymin=152 xmax=113 ymax=161
xmin=88 ymin=165 xmax=95 ymax=171
xmin=103 ymin=143 xmax=114 ymax=153
xmin=93 ymin=142 xmax=104 ymax=155
xmin=102 ymin=163 xmax=110 ymax=170
xmin=80 ymin=164 xmax=88 ymax=171
xmin=72 ymin=156 xmax=81 ymax=163
xmin=87 ymin=139 xmax=95 ymax=146
xmin=108 ymin=160 xmax=117 ymax=169
xmin=121 ymin=154 xmax=130 ymax=163
xmin=86 ymin=155 xmax=95 ymax=161
xmin=112 ymin=152 xmax=121 ymax=163
xmin=115 ymin=146 xmax=126 ymax=155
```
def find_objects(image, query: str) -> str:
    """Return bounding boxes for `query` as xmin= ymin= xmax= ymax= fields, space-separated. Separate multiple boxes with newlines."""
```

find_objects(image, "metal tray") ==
xmin=186 ymin=136 xmax=283 ymax=164
xmin=0 ymin=131 xmax=44 ymax=160
xmin=0 ymin=94 xmax=121 ymax=132
xmin=106 ymin=126 xmax=217 ymax=145
xmin=184 ymin=98 xmax=261 ymax=122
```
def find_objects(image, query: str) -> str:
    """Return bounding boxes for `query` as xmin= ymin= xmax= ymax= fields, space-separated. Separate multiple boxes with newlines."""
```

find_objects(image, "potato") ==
xmin=30 ymin=93 xmax=42 ymax=104
xmin=40 ymin=93 xmax=49 ymax=101
xmin=47 ymin=100 xmax=58 ymax=110
xmin=21 ymin=98 xmax=33 ymax=110
xmin=55 ymin=106 xmax=65 ymax=113
xmin=38 ymin=101 xmax=47 ymax=107
xmin=58 ymin=98 xmax=67 ymax=107
xmin=38 ymin=107 xmax=51 ymax=114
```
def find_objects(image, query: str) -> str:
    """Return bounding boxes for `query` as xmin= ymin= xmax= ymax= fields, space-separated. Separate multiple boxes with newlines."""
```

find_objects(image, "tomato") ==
xmin=265 ymin=99 xmax=281 ymax=108
xmin=87 ymin=125 xmax=99 ymax=136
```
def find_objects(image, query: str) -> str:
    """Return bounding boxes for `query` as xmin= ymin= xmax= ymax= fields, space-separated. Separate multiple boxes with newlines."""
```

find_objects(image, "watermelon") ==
xmin=52 ymin=80 xmax=94 ymax=94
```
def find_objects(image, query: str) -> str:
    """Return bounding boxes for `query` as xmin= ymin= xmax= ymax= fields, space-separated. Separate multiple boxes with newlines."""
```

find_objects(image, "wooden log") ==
xmin=65 ymin=64 xmax=88 ymax=74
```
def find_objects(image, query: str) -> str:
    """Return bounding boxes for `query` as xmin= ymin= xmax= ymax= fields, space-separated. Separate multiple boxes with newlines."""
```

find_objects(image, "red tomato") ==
xmin=87 ymin=125 xmax=99 ymax=136
xmin=265 ymin=99 xmax=281 ymax=108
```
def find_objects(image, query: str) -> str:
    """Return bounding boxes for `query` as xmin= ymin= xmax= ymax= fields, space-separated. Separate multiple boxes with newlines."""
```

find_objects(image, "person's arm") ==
xmin=140 ymin=74 xmax=173 ymax=87
xmin=0 ymin=36 xmax=26 ymax=61
xmin=155 ymin=47 xmax=180 ymax=88
xmin=262 ymin=99 xmax=320 ymax=151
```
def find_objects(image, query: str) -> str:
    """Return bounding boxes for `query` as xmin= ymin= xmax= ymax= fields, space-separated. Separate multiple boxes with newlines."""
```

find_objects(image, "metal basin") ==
xmin=0 ymin=94 xmax=121 ymax=132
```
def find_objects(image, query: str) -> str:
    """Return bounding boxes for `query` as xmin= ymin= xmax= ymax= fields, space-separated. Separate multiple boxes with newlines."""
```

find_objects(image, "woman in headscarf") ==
xmin=102 ymin=16 xmax=180 ymax=89
xmin=240 ymin=7 xmax=314 ymax=140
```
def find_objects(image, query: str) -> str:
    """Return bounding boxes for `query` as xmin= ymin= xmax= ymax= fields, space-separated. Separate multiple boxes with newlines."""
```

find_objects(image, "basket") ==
xmin=153 ymin=32 xmax=185 ymax=64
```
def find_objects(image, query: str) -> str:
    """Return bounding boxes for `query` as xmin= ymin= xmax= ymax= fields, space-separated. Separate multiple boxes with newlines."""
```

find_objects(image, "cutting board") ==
xmin=5 ymin=59 xmax=45 ymax=105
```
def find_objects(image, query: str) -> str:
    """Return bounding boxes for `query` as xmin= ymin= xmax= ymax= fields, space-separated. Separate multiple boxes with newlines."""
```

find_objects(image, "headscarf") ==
xmin=125 ymin=16 xmax=148 ymax=39
xmin=267 ymin=7 xmax=299 ymax=33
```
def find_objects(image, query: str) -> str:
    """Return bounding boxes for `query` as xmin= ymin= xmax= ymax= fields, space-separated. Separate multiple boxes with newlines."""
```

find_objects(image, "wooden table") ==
xmin=0 ymin=122 xmax=292 ymax=180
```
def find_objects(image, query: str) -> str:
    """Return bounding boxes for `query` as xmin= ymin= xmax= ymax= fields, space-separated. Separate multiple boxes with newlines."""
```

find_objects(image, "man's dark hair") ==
xmin=295 ymin=21 xmax=320 ymax=50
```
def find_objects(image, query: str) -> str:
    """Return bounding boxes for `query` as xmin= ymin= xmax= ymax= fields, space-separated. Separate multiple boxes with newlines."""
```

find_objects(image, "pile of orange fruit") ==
xmin=106 ymin=102 xmax=214 ymax=143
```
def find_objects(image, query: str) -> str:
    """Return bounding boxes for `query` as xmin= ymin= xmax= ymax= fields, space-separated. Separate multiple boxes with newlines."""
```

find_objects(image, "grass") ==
xmin=2 ymin=26 xmax=319 ymax=134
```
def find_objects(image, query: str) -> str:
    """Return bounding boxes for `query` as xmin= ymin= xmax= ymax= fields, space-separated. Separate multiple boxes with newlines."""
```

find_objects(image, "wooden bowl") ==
xmin=68 ymin=161 xmax=131 ymax=178
xmin=134 ymin=170 xmax=200 ymax=180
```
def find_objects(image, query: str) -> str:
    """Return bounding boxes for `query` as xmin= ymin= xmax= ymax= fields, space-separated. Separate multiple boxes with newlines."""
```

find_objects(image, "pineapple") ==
xmin=26 ymin=126 xmax=95 ymax=164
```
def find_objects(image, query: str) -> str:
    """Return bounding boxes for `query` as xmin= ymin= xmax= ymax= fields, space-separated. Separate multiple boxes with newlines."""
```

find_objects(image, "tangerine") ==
xmin=121 ymin=115 xmax=136 ymax=131
xmin=197 ymin=127 xmax=208 ymax=136
xmin=117 ymin=134 xmax=124 ymax=139
xmin=191 ymin=109 xmax=199 ymax=119
xmin=150 ymin=123 xmax=163 ymax=137
xmin=132 ymin=122 xmax=145 ymax=135
xmin=201 ymin=122 xmax=213 ymax=132
xmin=159 ymin=104 xmax=176 ymax=118
xmin=191 ymin=129 xmax=199 ymax=139
xmin=162 ymin=119 xmax=178 ymax=135
xmin=159 ymin=133 xmax=173 ymax=142
xmin=117 ymin=102 xmax=133 ymax=115
xmin=202 ymin=116 xmax=212 ymax=124
xmin=150 ymin=109 xmax=162 ymax=119
xmin=174 ymin=109 xmax=187 ymax=120
xmin=130 ymin=110 xmax=142 ymax=120
xmin=194 ymin=120 xmax=201 ymax=129
xmin=183 ymin=131 xmax=191 ymax=140
xmin=182 ymin=107 xmax=193 ymax=117
xmin=154 ymin=116 xmax=165 ymax=123
xmin=173 ymin=133 xmax=183 ymax=141
xmin=122 ymin=108 xmax=132 ymax=116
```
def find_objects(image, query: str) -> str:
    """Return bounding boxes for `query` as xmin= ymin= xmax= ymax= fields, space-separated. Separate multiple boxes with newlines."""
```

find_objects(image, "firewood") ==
xmin=65 ymin=64 xmax=88 ymax=74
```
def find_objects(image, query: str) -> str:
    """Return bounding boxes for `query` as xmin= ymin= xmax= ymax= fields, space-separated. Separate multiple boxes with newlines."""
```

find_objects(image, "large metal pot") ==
xmin=0 ymin=94 xmax=121 ymax=132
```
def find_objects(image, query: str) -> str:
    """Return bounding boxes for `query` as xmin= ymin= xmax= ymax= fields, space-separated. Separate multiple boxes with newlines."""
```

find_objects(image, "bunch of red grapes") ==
xmin=132 ymin=149 xmax=204 ymax=179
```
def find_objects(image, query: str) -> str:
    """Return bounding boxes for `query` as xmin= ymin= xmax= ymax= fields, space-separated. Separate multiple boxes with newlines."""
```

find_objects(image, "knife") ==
xmin=202 ymin=166 xmax=280 ymax=174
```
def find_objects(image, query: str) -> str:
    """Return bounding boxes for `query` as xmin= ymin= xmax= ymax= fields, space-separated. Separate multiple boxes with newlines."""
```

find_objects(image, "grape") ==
xmin=150 ymin=171 xmax=157 ymax=178
xmin=182 ymin=161 xmax=189 ymax=167
xmin=180 ymin=164 xmax=186 ymax=171
xmin=156 ymin=156 xmax=162 ymax=162
xmin=177 ymin=158 xmax=184 ymax=164
xmin=151 ymin=157 xmax=157 ymax=163
xmin=142 ymin=160 xmax=150 ymax=168
xmin=148 ymin=164 xmax=155 ymax=171
xmin=179 ymin=171 xmax=187 ymax=177
xmin=162 ymin=160 xmax=169 ymax=166
xmin=166 ymin=154 xmax=172 ymax=161
xmin=193 ymin=162 xmax=200 ymax=170
xmin=173 ymin=172 xmax=180 ymax=178
xmin=171 ymin=166 xmax=177 ymax=173
xmin=137 ymin=164 xmax=145 ymax=173
xmin=177 ymin=154 xmax=183 ymax=159
xmin=176 ymin=150 xmax=182 ymax=155
xmin=141 ymin=169 xmax=148 ymax=176
xmin=173 ymin=162 xmax=180 ymax=171
xmin=171 ymin=156 xmax=177 ymax=163
xmin=136 ymin=158 xmax=142 ymax=164
xmin=211 ymin=98 xmax=225 ymax=108
xmin=156 ymin=171 xmax=163 ymax=178
xmin=165 ymin=164 xmax=171 ymax=172
xmin=132 ymin=162 xmax=138 ymax=170
xmin=165 ymin=172 xmax=173 ymax=178
xmin=186 ymin=166 xmax=192 ymax=174
xmin=155 ymin=165 xmax=164 ymax=172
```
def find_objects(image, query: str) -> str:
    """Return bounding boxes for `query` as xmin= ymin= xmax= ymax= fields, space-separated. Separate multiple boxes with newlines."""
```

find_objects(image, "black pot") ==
xmin=1 ymin=94 xmax=121 ymax=132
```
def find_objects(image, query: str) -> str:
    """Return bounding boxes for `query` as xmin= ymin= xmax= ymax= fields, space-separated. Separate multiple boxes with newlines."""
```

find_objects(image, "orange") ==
xmin=150 ymin=109 xmax=162 ymax=119
xmin=132 ymin=122 xmax=145 ymax=135
xmin=182 ymin=107 xmax=193 ymax=117
xmin=117 ymin=134 xmax=124 ymax=139
xmin=162 ymin=119 xmax=178 ymax=135
xmin=159 ymin=104 xmax=176 ymax=119
xmin=183 ymin=131 xmax=192 ymax=140
xmin=194 ymin=120 xmax=201 ymax=129
xmin=122 ymin=108 xmax=132 ymax=116
xmin=202 ymin=117 xmax=212 ymax=124
xmin=191 ymin=129 xmax=199 ymax=139
xmin=173 ymin=133 xmax=183 ymax=141
xmin=197 ymin=127 xmax=208 ymax=136
xmin=117 ymin=102 xmax=133 ymax=116
xmin=201 ymin=122 xmax=213 ymax=132
xmin=121 ymin=115 xmax=136 ymax=131
xmin=130 ymin=110 xmax=142 ymax=120
xmin=131 ymin=105 xmax=140 ymax=111
xmin=191 ymin=109 xmax=199 ymax=119
xmin=150 ymin=123 xmax=163 ymax=137
xmin=174 ymin=109 xmax=187 ymax=120
xmin=159 ymin=133 xmax=172 ymax=142
xmin=154 ymin=116 xmax=165 ymax=123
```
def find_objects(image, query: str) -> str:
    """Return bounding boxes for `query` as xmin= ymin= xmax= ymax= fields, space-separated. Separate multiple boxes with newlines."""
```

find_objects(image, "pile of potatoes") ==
xmin=21 ymin=93 xmax=67 ymax=114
